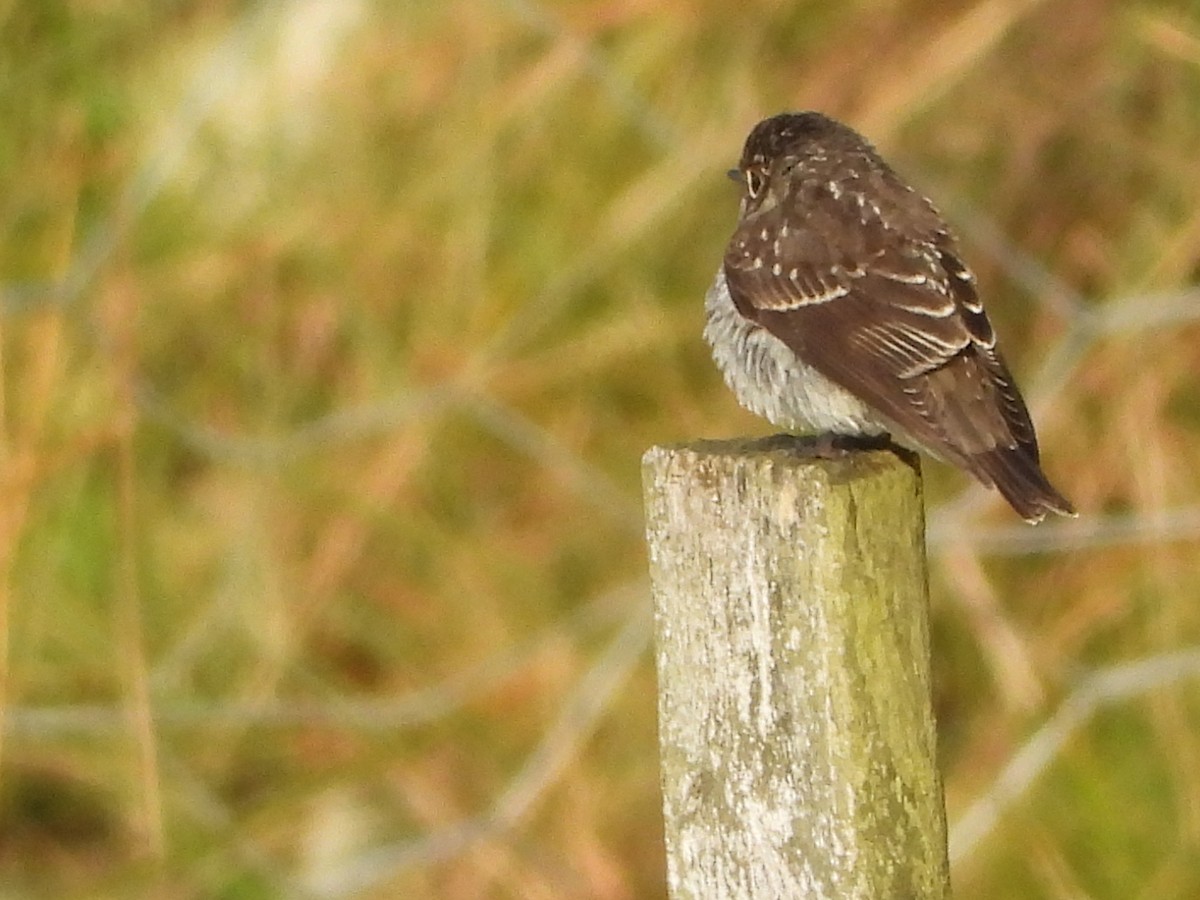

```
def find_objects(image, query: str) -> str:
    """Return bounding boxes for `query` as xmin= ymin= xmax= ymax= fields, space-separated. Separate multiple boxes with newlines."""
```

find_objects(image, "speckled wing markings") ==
xmin=723 ymin=162 xmax=1067 ymax=519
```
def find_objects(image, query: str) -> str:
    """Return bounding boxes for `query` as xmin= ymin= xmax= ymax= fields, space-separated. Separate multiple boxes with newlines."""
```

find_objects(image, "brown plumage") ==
xmin=707 ymin=112 xmax=1074 ymax=522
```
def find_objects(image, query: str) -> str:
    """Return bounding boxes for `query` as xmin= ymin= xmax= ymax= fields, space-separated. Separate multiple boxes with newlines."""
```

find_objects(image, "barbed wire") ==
xmin=310 ymin=600 xmax=653 ymax=898
xmin=4 ymin=580 xmax=643 ymax=737
xmin=5 ymin=0 xmax=1199 ymax=892
xmin=948 ymin=648 xmax=1200 ymax=865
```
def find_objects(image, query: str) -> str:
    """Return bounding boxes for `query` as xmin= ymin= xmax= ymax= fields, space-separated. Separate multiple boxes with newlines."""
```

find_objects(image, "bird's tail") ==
xmin=971 ymin=445 xmax=1076 ymax=524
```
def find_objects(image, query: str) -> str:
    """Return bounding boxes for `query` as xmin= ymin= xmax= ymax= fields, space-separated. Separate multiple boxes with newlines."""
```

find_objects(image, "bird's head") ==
xmin=729 ymin=112 xmax=863 ymax=220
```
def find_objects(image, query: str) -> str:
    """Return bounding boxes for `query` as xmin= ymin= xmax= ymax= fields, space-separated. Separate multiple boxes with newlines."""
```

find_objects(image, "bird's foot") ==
xmin=754 ymin=432 xmax=895 ymax=459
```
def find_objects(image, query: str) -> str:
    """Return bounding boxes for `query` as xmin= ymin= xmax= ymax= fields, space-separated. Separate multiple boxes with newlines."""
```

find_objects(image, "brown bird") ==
xmin=704 ymin=112 xmax=1075 ymax=523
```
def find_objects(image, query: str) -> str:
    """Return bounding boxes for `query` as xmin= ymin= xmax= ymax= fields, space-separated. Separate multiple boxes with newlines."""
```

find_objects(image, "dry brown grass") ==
xmin=2 ymin=0 xmax=1200 ymax=897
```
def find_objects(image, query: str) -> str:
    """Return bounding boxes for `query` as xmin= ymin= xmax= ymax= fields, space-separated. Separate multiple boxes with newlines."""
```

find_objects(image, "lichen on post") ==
xmin=642 ymin=437 xmax=950 ymax=900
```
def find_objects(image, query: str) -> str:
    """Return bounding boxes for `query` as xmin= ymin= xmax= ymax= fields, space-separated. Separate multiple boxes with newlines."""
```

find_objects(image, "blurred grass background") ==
xmin=2 ymin=0 xmax=1200 ymax=897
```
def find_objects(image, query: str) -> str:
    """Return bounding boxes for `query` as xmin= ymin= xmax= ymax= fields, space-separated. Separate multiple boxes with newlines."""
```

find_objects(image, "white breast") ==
xmin=703 ymin=268 xmax=888 ymax=436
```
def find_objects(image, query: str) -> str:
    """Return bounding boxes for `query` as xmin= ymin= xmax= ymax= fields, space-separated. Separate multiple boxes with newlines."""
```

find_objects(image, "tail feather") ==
xmin=971 ymin=445 xmax=1076 ymax=524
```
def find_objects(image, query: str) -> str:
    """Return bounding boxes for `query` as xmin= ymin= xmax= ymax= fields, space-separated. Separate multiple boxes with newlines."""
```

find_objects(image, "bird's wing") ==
xmin=722 ymin=178 xmax=1040 ymax=474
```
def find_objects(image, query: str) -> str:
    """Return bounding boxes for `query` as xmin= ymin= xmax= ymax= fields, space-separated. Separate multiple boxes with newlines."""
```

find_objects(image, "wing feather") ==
xmin=717 ymin=111 xmax=1073 ymax=520
xmin=723 ymin=175 xmax=1040 ymax=473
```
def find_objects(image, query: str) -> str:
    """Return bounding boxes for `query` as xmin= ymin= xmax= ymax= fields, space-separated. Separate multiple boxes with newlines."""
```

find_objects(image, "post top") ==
xmin=642 ymin=435 xmax=918 ymax=480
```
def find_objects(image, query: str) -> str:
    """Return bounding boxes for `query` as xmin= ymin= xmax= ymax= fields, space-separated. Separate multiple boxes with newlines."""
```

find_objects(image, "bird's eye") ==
xmin=745 ymin=169 xmax=765 ymax=199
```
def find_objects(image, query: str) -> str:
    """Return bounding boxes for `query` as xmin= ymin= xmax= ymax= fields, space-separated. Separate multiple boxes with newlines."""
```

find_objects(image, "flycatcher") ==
xmin=705 ymin=112 xmax=1075 ymax=522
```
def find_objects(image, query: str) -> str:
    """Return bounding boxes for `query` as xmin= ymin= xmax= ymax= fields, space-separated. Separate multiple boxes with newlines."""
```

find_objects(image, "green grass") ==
xmin=2 ymin=0 xmax=1200 ymax=896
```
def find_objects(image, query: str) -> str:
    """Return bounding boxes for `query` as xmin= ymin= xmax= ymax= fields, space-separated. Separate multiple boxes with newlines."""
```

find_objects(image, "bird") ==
xmin=704 ymin=111 xmax=1075 ymax=523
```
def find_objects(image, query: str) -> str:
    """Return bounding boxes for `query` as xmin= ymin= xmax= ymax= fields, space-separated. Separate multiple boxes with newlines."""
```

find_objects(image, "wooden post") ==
xmin=642 ymin=438 xmax=950 ymax=899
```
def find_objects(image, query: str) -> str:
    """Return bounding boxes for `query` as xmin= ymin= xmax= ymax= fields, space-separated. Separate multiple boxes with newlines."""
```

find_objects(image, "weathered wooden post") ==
xmin=642 ymin=437 xmax=950 ymax=899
